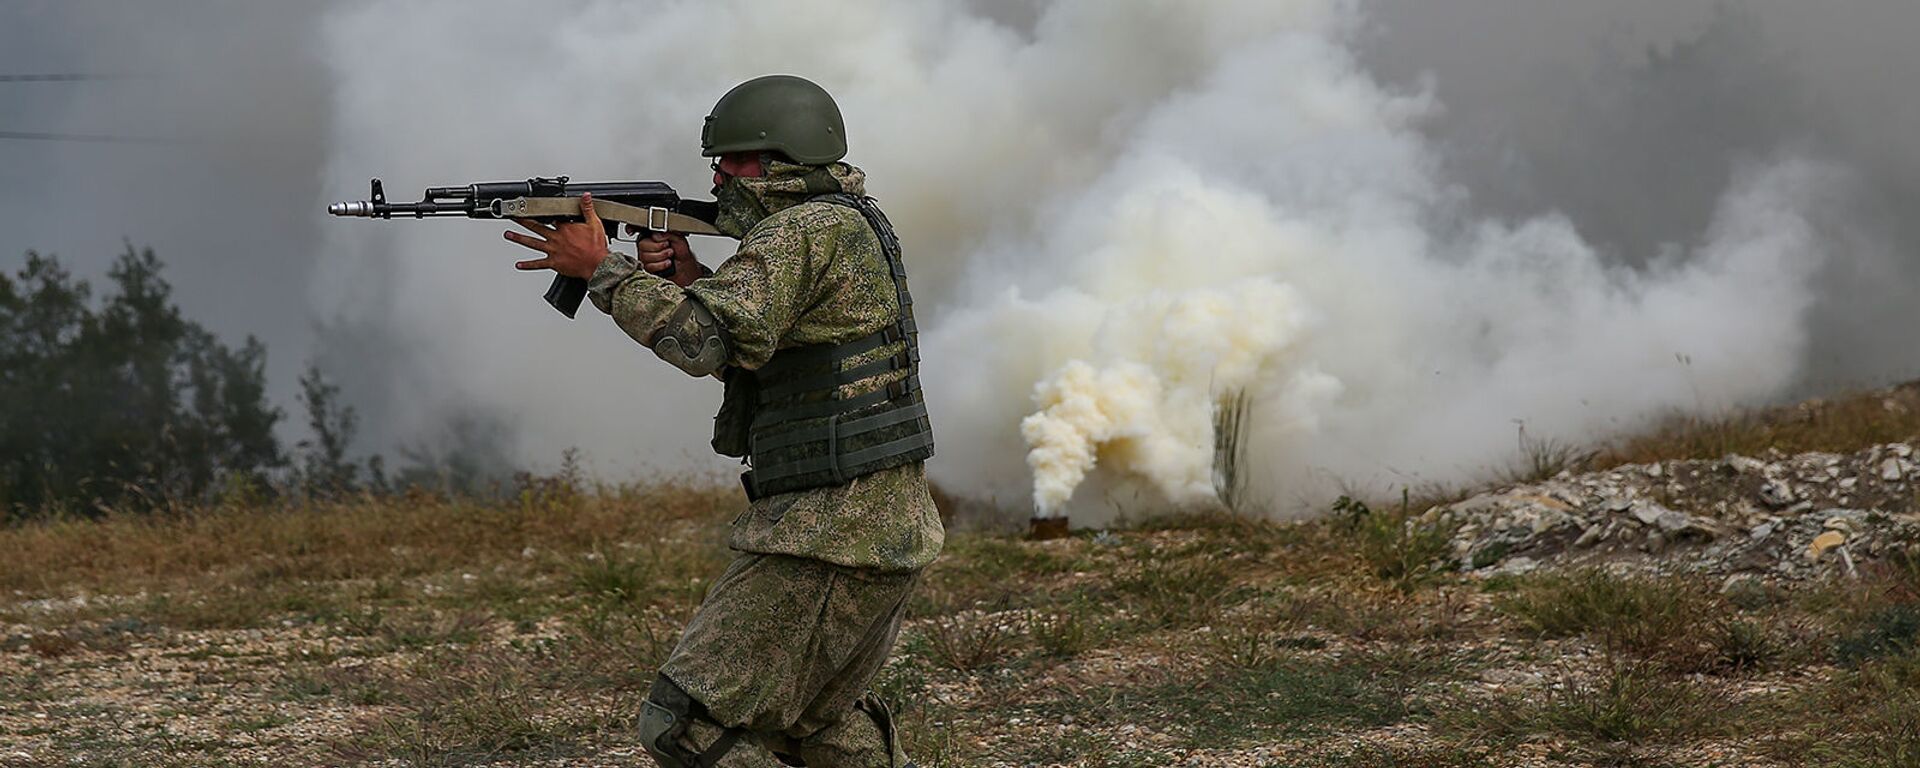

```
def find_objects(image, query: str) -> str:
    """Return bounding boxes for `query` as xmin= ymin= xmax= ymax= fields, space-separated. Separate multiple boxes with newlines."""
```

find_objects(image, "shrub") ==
xmin=1835 ymin=603 xmax=1920 ymax=666
xmin=1331 ymin=495 xmax=1458 ymax=591
xmin=1495 ymin=569 xmax=1712 ymax=659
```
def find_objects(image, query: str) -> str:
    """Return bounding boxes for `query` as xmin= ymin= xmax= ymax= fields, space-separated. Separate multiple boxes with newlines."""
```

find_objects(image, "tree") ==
xmin=0 ymin=247 xmax=283 ymax=518
xmin=295 ymin=364 xmax=363 ymax=498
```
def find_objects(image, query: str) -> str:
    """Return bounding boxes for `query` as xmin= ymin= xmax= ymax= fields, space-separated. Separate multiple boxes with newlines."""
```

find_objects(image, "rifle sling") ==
xmin=496 ymin=197 xmax=723 ymax=236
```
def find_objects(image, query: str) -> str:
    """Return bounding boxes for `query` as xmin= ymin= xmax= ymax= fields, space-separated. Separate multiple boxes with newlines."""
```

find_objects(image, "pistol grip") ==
xmin=612 ymin=222 xmax=678 ymax=280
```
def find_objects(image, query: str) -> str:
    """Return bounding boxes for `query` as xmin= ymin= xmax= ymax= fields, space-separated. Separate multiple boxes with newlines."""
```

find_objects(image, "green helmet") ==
xmin=701 ymin=75 xmax=847 ymax=165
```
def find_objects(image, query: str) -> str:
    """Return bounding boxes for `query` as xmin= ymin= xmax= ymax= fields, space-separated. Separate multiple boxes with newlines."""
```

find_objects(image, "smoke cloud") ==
xmin=8 ymin=1 xmax=1919 ymax=522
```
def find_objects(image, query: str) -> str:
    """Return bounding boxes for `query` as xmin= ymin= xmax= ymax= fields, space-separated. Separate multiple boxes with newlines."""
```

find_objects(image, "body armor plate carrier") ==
xmin=715 ymin=193 xmax=934 ymax=500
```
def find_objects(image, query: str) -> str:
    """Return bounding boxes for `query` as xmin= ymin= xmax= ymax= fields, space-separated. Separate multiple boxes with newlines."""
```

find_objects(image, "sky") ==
xmin=4 ymin=0 xmax=1916 ymax=518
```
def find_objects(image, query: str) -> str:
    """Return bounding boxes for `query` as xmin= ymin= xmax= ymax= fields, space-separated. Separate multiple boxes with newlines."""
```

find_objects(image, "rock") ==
xmin=1655 ymin=509 xmax=1695 ymax=533
xmin=1630 ymin=501 xmax=1695 ymax=534
xmin=1480 ymin=668 xmax=1544 ymax=687
xmin=1430 ymin=437 xmax=1920 ymax=584
xmin=1881 ymin=458 xmax=1905 ymax=482
xmin=1808 ymin=530 xmax=1847 ymax=562
xmin=1668 ymin=519 xmax=1719 ymax=543
xmin=1632 ymin=504 xmax=1664 ymax=526
xmin=1894 ymin=443 xmax=1914 ymax=458
xmin=1758 ymin=480 xmax=1795 ymax=508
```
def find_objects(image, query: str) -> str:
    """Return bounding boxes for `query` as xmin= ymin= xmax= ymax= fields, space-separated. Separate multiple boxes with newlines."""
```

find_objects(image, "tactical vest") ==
xmin=710 ymin=194 xmax=935 ymax=500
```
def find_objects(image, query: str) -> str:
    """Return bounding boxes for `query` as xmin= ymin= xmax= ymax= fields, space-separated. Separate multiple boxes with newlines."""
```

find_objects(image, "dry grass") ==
xmin=0 ymin=479 xmax=734 ymax=599
xmin=1592 ymin=379 xmax=1920 ymax=469
xmin=5 ymin=383 xmax=1920 ymax=766
xmin=1 ymin=491 xmax=1916 ymax=766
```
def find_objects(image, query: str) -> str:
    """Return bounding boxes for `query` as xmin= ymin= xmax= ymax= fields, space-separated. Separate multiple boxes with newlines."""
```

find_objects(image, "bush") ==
xmin=1495 ymin=569 xmax=1713 ymax=660
xmin=1331 ymin=495 xmax=1458 ymax=591
xmin=1835 ymin=604 xmax=1920 ymax=666
xmin=1451 ymin=660 xmax=1724 ymax=753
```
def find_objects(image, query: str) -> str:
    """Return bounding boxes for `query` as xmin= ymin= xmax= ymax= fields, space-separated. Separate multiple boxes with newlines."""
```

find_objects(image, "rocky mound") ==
xmin=1427 ymin=442 xmax=1920 ymax=582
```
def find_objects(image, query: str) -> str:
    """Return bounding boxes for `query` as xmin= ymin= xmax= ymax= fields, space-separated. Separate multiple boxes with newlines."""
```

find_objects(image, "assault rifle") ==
xmin=328 ymin=177 xmax=723 ymax=318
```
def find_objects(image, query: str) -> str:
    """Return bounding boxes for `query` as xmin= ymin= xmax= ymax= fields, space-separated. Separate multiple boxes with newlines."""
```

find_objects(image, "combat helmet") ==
xmin=701 ymin=75 xmax=847 ymax=165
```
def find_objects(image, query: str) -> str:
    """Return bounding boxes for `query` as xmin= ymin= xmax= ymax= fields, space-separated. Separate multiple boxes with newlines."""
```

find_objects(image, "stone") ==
xmin=1749 ymin=521 xmax=1777 ymax=541
xmin=1725 ymin=455 xmax=1769 ymax=474
xmin=1759 ymin=481 xmax=1795 ymax=508
xmin=1653 ymin=509 xmax=1694 ymax=533
xmin=1646 ymin=463 xmax=1665 ymax=478
xmin=1644 ymin=531 xmax=1667 ymax=553
xmin=1574 ymin=525 xmax=1605 ymax=548
xmin=1882 ymin=458 xmax=1905 ymax=482
xmin=1894 ymin=443 xmax=1914 ymax=458
xmin=1808 ymin=530 xmax=1847 ymax=562
xmin=1481 ymin=668 xmax=1543 ymax=687
xmin=1839 ymin=477 xmax=1858 ymax=490
xmin=1632 ymin=504 xmax=1664 ymax=526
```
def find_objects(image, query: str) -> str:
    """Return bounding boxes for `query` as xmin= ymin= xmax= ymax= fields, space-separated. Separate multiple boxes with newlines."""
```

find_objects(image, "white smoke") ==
xmin=316 ymin=0 xmax=1847 ymax=521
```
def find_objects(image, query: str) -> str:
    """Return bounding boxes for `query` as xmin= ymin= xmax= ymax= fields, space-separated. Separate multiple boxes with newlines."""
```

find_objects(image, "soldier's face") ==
xmin=712 ymin=153 xmax=766 ymax=187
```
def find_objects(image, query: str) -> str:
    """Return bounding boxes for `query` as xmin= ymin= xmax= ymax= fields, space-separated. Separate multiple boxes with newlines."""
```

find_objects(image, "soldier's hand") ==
xmin=637 ymin=232 xmax=699 ymax=287
xmin=505 ymin=192 xmax=609 ymax=278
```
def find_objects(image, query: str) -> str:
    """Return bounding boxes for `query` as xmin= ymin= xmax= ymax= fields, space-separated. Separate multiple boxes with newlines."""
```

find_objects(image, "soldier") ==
xmin=503 ymin=75 xmax=940 ymax=768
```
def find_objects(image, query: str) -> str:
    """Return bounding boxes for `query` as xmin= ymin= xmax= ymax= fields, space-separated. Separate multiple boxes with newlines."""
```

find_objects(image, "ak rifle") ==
xmin=328 ymin=176 xmax=722 ymax=318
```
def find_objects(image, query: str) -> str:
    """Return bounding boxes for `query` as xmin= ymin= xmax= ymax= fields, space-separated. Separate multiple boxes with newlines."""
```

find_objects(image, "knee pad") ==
xmin=639 ymin=675 xmax=745 ymax=768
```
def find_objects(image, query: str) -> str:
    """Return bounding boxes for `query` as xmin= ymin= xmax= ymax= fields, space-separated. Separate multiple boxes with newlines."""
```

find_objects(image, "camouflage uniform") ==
xmin=587 ymin=159 xmax=941 ymax=767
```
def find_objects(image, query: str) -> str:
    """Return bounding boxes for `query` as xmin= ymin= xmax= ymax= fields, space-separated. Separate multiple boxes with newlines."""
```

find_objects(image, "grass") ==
xmin=1330 ymin=494 xmax=1460 ymax=591
xmin=1591 ymin=379 xmax=1920 ymax=470
xmin=1835 ymin=603 xmax=1920 ymax=665
xmin=1494 ymin=568 xmax=1713 ymax=660
xmin=1 ymin=493 xmax=1914 ymax=766
xmin=4 ymin=381 xmax=1920 ymax=766
xmin=1450 ymin=659 xmax=1726 ymax=757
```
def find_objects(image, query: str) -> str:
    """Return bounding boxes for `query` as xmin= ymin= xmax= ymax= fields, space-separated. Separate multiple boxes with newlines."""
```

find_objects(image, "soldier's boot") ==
xmin=789 ymin=693 xmax=911 ymax=768
xmin=856 ymin=695 xmax=911 ymax=768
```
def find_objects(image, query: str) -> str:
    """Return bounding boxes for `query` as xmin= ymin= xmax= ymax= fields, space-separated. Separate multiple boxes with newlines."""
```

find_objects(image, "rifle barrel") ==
xmin=326 ymin=200 xmax=472 ymax=218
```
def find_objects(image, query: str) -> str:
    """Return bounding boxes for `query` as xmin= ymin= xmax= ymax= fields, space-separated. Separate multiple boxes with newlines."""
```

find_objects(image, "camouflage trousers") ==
xmin=656 ymin=552 xmax=918 ymax=767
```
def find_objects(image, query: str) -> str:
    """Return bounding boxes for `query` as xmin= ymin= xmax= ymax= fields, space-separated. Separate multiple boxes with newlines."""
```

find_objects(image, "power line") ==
xmin=0 ymin=74 xmax=131 ymax=83
xmin=0 ymin=130 xmax=183 ymax=145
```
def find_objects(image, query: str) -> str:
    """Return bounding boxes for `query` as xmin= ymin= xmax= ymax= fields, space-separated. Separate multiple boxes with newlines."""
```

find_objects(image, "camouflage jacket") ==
xmin=586 ymin=160 xmax=943 ymax=573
